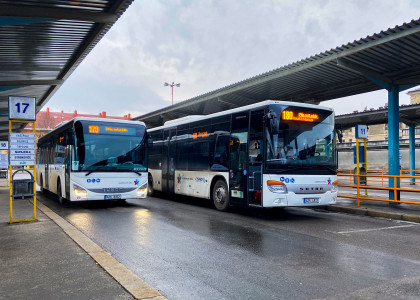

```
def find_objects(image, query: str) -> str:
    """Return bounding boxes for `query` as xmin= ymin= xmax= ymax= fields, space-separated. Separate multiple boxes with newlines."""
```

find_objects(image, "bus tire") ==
xmin=57 ymin=180 xmax=66 ymax=205
xmin=148 ymin=175 xmax=154 ymax=197
xmin=40 ymin=175 xmax=45 ymax=194
xmin=212 ymin=179 xmax=229 ymax=211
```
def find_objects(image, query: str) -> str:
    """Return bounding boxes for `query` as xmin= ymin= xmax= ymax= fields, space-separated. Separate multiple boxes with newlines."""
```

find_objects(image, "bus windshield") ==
xmin=265 ymin=105 xmax=336 ymax=175
xmin=73 ymin=120 xmax=147 ymax=172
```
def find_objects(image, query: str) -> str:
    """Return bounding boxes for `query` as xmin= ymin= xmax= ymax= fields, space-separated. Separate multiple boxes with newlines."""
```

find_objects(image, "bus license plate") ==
xmin=105 ymin=194 xmax=121 ymax=200
xmin=303 ymin=198 xmax=320 ymax=204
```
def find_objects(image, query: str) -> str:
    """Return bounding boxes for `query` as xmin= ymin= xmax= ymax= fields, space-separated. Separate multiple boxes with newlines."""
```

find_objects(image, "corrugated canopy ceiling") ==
xmin=134 ymin=18 xmax=420 ymax=129
xmin=0 ymin=0 xmax=134 ymax=139
xmin=336 ymin=103 xmax=420 ymax=129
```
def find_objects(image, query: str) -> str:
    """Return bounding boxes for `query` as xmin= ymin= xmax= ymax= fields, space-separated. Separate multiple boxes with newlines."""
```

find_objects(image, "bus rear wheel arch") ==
xmin=212 ymin=178 xmax=229 ymax=211
xmin=147 ymin=173 xmax=154 ymax=197
xmin=40 ymin=175 xmax=45 ymax=194
xmin=57 ymin=179 xmax=67 ymax=205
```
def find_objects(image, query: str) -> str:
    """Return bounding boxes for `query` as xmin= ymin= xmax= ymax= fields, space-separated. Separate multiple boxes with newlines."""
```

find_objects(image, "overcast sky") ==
xmin=46 ymin=0 xmax=420 ymax=117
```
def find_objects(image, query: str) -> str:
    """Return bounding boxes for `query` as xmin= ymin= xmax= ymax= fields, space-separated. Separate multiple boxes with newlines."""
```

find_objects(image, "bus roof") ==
xmin=153 ymin=100 xmax=333 ymax=130
xmin=71 ymin=117 xmax=146 ymax=127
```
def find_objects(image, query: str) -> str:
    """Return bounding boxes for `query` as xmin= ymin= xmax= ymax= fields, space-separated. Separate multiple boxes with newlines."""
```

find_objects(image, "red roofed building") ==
xmin=25 ymin=108 xmax=132 ymax=139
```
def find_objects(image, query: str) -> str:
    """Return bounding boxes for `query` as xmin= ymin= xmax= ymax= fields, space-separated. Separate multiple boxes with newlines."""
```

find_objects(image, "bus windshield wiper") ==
xmin=85 ymin=165 xmax=115 ymax=176
xmin=314 ymin=165 xmax=336 ymax=173
xmin=275 ymin=166 xmax=302 ymax=174
xmin=85 ymin=168 xmax=143 ymax=176
xmin=112 ymin=169 xmax=143 ymax=176
xmin=273 ymin=165 xmax=336 ymax=174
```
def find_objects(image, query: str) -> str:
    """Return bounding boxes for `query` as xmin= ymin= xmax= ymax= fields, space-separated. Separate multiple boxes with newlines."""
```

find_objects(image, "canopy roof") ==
xmin=0 ymin=0 xmax=134 ymax=139
xmin=134 ymin=18 xmax=420 ymax=128
xmin=336 ymin=103 xmax=420 ymax=129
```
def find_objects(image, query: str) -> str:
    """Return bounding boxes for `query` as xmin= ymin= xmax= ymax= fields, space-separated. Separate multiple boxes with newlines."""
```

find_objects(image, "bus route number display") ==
xmin=281 ymin=110 xmax=319 ymax=122
xmin=88 ymin=125 xmax=136 ymax=136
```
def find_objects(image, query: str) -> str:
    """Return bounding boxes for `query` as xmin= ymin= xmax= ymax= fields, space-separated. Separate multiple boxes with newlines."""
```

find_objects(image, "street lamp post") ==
xmin=164 ymin=82 xmax=181 ymax=105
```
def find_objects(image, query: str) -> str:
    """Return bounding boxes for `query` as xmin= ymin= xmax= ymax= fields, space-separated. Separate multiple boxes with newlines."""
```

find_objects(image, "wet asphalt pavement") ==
xmin=37 ymin=192 xmax=420 ymax=300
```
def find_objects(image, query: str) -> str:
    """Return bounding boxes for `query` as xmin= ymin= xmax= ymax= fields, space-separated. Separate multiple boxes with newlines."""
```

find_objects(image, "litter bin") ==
xmin=0 ymin=170 xmax=7 ymax=179
xmin=11 ymin=169 xmax=35 ymax=199
xmin=353 ymin=166 xmax=367 ymax=185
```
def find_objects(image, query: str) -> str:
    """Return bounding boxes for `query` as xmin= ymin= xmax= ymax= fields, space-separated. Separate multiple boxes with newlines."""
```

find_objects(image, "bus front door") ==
xmin=162 ymin=128 xmax=176 ymax=193
xmin=229 ymin=112 xmax=249 ymax=206
xmin=45 ymin=144 xmax=51 ymax=189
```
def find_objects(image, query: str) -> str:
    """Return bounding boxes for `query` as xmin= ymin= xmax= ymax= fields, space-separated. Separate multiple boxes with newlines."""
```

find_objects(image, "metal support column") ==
xmin=388 ymin=86 xmax=400 ymax=200
xmin=409 ymin=124 xmax=416 ymax=185
xmin=336 ymin=57 xmax=417 ymax=202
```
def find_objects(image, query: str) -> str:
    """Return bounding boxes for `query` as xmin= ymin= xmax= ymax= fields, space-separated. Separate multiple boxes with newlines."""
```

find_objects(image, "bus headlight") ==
xmin=267 ymin=180 xmax=287 ymax=194
xmin=73 ymin=184 xmax=88 ymax=198
xmin=331 ymin=180 xmax=338 ymax=192
xmin=136 ymin=183 xmax=147 ymax=197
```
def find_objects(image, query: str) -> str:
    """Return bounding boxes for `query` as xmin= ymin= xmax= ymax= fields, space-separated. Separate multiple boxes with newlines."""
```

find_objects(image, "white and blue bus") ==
xmin=37 ymin=117 xmax=149 ymax=204
xmin=147 ymin=100 xmax=338 ymax=211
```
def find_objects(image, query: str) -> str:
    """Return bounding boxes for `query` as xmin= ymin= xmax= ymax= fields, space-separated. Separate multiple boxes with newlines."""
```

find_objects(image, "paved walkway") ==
xmin=332 ymin=186 xmax=420 ymax=223
xmin=0 ymin=186 xmax=165 ymax=300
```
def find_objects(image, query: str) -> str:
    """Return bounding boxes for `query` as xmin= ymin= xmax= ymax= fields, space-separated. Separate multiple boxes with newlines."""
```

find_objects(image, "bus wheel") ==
xmin=212 ymin=179 xmax=229 ymax=211
xmin=57 ymin=181 xmax=66 ymax=205
xmin=40 ymin=176 xmax=45 ymax=194
xmin=147 ymin=175 xmax=154 ymax=197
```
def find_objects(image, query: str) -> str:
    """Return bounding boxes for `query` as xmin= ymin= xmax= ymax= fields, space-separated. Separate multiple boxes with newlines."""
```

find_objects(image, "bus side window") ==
xmin=249 ymin=109 xmax=264 ymax=164
xmin=211 ymin=133 xmax=229 ymax=170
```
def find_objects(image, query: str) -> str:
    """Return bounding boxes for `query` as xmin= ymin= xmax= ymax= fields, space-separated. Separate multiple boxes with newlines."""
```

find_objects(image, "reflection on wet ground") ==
xmin=36 ymin=190 xmax=420 ymax=300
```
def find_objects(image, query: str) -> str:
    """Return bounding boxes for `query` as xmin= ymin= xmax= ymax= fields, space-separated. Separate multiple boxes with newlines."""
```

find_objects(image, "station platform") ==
xmin=0 ymin=186 xmax=165 ymax=300
xmin=329 ymin=186 xmax=420 ymax=223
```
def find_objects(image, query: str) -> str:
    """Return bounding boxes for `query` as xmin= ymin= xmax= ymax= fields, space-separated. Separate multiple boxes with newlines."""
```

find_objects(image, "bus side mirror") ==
xmin=270 ymin=118 xmax=279 ymax=134
xmin=336 ymin=129 xmax=343 ymax=143
xmin=266 ymin=110 xmax=279 ymax=134
xmin=147 ymin=136 xmax=153 ymax=148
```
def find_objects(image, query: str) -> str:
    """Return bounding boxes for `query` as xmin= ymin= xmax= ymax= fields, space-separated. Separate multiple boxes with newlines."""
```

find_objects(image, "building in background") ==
xmin=407 ymin=89 xmax=420 ymax=104
xmin=25 ymin=108 xmax=132 ymax=140
xmin=340 ymin=90 xmax=420 ymax=144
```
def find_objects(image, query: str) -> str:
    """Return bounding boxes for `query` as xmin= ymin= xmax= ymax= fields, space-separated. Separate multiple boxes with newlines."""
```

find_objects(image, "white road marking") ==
xmin=330 ymin=224 xmax=419 ymax=234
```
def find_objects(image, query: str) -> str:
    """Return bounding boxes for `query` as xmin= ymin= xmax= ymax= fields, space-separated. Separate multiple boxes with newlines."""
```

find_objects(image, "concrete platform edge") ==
xmin=34 ymin=201 xmax=166 ymax=300
xmin=321 ymin=205 xmax=420 ymax=223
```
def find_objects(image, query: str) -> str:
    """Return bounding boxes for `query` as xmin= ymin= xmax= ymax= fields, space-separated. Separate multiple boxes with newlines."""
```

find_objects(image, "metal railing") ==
xmin=337 ymin=172 xmax=420 ymax=207
xmin=338 ymin=169 xmax=420 ymax=186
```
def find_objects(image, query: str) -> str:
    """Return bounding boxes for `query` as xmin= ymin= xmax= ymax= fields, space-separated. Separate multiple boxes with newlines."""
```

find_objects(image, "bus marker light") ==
xmin=73 ymin=184 xmax=88 ymax=198
xmin=331 ymin=180 xmax=338 ymax=192
xmin=136 ymin=183 xmax=147 ymax=197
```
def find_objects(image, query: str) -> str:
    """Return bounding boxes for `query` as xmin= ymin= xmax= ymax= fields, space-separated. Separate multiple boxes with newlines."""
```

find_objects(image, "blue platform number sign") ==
xmin=8 ymin=96 xmax=36 ymax=121
xmin=355 ymin=124 xmax=367 ymax=139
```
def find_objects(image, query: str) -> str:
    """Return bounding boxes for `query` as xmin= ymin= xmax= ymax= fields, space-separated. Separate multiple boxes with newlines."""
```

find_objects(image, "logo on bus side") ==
xmin=87 ymin=178 xmax=101 ymax=183
xmin=280 ymin=177 xmax=295 ymax=183
xmin=195 ymin=177 xmax=206 ymax=183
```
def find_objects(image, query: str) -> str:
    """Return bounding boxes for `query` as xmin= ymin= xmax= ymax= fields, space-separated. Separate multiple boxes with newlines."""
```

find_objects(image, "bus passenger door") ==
xmin=162 ymin=128 xmax=176 ymax=193
xmin=229 ymin=113 xmax=249 ymax=206
xmin=45 ymin=142 xmax=51 ymax=189
xmin=168 ymin=129 xmax=176 ymax=193
xmin=248 ymin=110 xmax=264 ymax=206
xmin=65 ymin=145 xmax=71 ymax=199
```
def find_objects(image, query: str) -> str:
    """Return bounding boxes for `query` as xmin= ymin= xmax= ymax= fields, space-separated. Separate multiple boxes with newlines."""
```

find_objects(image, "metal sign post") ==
xmin=355 ymin=125 xmax=368 ymax=197
xmin=0 ymin=141 xmax=9 ymax=187
xmin=8 ymin=96 xmax=37 ymax=224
